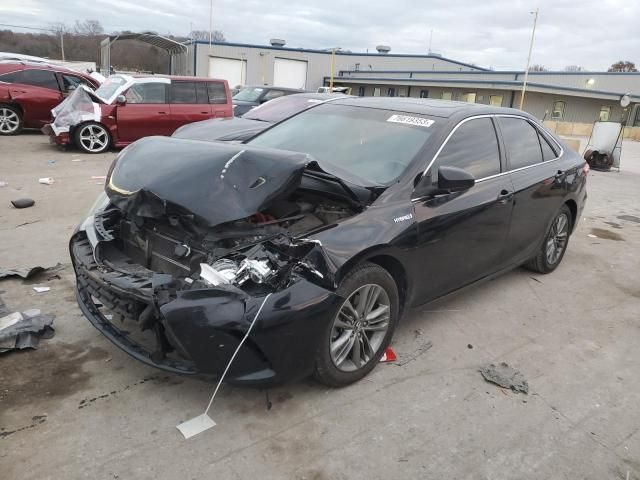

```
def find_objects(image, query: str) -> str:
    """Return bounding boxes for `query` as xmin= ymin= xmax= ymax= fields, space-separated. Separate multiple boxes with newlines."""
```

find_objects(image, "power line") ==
xmin=0 ymin=23 xmax=66 ymax=61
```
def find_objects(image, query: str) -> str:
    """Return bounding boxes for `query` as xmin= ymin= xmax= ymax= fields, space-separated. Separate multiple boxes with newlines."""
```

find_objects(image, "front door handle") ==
xmin=158 ymin=111 xmax=168 ymax=115
xmin=497 ymin=189 xmax=514 ymax=204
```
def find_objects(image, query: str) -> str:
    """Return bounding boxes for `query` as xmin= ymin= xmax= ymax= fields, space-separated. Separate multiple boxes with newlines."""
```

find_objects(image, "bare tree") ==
xmin=74 ymin=20 xmax=104 ymax=36
xmin=608 ymin=60 xmax=638 ymax=72
xmin=529 ymin=64 xmax=547 ymax=72
xmin=564 ymin=65 xmax=584 ymax=72
xmin=189 ymin=30 xmax=226 ymax=42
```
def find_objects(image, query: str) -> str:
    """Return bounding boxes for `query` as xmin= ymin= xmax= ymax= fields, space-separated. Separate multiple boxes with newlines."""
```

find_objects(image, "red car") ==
xmin=44 ymin=74 xmax=233 ymax=153
xmin=0 ymin=61 xmax=99 ymax=135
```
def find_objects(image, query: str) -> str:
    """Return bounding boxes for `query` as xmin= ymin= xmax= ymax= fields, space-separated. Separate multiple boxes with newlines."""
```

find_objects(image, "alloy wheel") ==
xmin=330 ymin=284 xmax=391 ymax=372
xmin=545 ymin=213 xmax=569 ymax=265
xmin=0 ymin=108 xmax=20 ymax=134
xmin=78 ymin=124 xmax=109 ymax=152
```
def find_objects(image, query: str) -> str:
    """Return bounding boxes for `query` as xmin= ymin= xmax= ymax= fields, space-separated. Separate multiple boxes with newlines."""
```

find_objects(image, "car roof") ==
xmin=129 ymin=74 xmax=226 ymax=83
xmin=0 ymin=60 xmax=85 ymax=75
xmin=327 ymin=96 xmax=528 ymax=119
xmin=243 ymin=85 xmax=306 ymax=92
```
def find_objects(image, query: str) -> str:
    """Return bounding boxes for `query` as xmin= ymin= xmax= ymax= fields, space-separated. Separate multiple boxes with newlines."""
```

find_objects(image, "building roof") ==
xmin=106 ymin=33 xmax=188 ymax=55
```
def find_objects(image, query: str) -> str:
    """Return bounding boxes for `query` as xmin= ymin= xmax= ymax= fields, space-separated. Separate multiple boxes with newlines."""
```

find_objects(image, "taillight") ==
xmin=582 ymin=162 xmax=590 ymax=175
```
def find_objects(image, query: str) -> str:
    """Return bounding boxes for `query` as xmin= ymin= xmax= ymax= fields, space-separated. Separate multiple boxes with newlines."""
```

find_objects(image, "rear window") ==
xmin=207 ymin=82 xmax=227 ymax=104
xmin=243 ymin=95 xmax=325 ymax=123
xmin=21 ymin=69 xmax=59 ymax=90
xmin=170 ymin=82 xmax=197 ymax=103
xmin=498 ymin=117 xmax=543 ymax=170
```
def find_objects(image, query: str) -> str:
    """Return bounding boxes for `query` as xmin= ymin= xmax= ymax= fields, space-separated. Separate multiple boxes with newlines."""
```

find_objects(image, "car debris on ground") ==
xmin=0 ymin=295 xmax=55 ymax=353
xmin=480 ymin=362 xmax=529 ymax=394
xmin=10 ymin=198 xmax=35 ymax=209
xmin=38 ymin=177 xmax=54 ymax=185
xmin=0 ymin=263 xmax=63 ymax=280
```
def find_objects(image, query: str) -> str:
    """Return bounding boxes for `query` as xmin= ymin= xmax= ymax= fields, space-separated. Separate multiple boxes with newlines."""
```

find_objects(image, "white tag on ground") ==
xmin=177 ymin=414 xmax=216 ymax=439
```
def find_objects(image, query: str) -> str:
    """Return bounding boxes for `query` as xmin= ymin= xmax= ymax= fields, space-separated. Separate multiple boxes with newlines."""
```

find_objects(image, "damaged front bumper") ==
xmin=71 ymin=230 xmax=342 ymax=386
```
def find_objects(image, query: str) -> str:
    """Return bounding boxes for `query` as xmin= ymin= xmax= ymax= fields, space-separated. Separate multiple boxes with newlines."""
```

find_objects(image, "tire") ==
xmin=525 ymin=205 xmax=572 ymax=274
xmin=314 ymin=262 xmax=399 ymax=387
xmin=0 ymin=105 xmax=23 ymax=135
xmin=74 ymin=122 xmax=111 ymax=154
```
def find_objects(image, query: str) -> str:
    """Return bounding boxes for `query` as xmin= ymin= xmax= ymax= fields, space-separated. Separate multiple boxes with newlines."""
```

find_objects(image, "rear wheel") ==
xmin=0 ymin=105 xmax=23 ymax=135
xmin=74 ymin=122 xmax=110 ymax=154
xmin=525 ymin=205 xmax=572 ymax=274
xmin=314 ymin=262 xmax=399 ymax=387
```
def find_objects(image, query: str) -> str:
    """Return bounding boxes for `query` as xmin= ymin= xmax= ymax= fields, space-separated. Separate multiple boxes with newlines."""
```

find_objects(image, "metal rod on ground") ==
xmin=176 ymin=293 xmax=272 ymax=439
xmin=519 ymin=8 xmax=539 ymax=110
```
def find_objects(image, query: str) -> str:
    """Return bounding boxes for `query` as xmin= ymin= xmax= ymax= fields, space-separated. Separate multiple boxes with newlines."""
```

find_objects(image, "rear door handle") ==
xmin=497 ymin=189 xmax=514 ymax=204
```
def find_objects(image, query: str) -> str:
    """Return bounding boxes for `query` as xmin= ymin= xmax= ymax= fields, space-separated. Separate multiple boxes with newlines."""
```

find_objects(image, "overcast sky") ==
xmin=2 ymin=0 xmax=638 ymax=71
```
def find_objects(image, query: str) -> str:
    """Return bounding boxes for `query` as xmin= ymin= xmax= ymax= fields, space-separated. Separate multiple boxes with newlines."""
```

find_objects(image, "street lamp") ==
xmin=519 ymin=8 xmax=539 ymax=110
xmin=329 ymin=47 xmax=341 ymax=91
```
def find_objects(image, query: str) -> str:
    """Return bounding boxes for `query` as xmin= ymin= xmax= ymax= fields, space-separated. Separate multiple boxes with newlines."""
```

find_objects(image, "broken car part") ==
xmin=10 ymin=198 xmax=35 ymax=209
xmin=480 ymin=362 xmax=529 ymax=394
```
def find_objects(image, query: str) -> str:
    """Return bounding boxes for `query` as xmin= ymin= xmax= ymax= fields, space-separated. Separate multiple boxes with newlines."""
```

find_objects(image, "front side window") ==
xmin=499 ymin=117 xmax=544 ymax=170
xmin=207 ymin=82 xmax=227 ymax=104
xmin=170 ymin=82 xmax=197 ymax=103
xmin=433 ymin=118 xmax=501 ymax=179
xmin=249 ymin=104 xmax=437 ymax=185
xmin=552 ymin=101 xmax=565 ymax=119
xmin=21 ymin=69 xmax=59 ymax=90
xmin=60 ymin=74 xmax=88 ymax=93
xmin=0 ymin=71 xmax=22 ymax=83
xmin=125 ymin=83 xmax=167 ymax=104
xmin=599 ymin=106 xmax=611 ymax=122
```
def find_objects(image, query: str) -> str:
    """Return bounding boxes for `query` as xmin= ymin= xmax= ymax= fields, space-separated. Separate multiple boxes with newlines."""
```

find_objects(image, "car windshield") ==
xmin=233 ymin=87 xmax=264 ymax=102
xmin=94 ymin=75 xmax=128 ymax=102
xmin=248 ymin=103 xmax=437 ymax=185
xmin=243 ymin=95 xmax=326 ymax=123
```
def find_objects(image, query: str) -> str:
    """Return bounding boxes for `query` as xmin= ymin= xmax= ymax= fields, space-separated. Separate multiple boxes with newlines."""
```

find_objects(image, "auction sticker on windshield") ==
xmin=387 ymin=114 xmax=435 ymax=128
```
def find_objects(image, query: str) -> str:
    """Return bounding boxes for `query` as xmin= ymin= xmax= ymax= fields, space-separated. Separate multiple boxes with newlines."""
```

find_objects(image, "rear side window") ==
xmin=125 ymin=83 xmax=167 ymax=104
xmin=170 ymin=82 xmax=197 ymax=103
xmin=499 ymin=117 xmax=543 ymax=170
xmin=0 ymin=71 xmax=22 ymax=83
xmin=207 ymin=82 xmax=227 ymax=104
xmin=195 ymin=82 xmax=209 ymax=104
xmin=434 ymin=117 xmax=501 ymax=179
xmin=21 ymin=69 xmax=59 ymax=90
xmin=538 ymin=132 xmax=558 ymax=161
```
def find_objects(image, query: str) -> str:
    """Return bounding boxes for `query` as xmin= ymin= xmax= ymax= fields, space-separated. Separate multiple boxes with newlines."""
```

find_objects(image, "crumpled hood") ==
xmin=106 ymin=136 xmax=311 ymax=227
xmin=49 ymin=86 xmax=104 ymax=135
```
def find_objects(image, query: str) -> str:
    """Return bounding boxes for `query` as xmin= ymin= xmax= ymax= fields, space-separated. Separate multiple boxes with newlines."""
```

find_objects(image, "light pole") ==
xmin=519 ymin=8 xmax=539 ymax=110
xmin=0 ymin=23 xmax=65 ymax=61
xmin=329 ymin=47 xmax=340 ymax=91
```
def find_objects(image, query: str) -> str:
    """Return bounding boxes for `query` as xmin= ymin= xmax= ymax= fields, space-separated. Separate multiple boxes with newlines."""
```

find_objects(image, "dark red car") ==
xmin=44 ymin=74 xmax=233 ymax=153
xmin=0 ymin=61 xmax=99 ymax=135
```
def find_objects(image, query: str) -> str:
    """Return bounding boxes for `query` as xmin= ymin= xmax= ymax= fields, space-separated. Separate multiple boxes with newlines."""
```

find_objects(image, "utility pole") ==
xmin=329 ymin=48 xmax=337 ymax=90
xmin=519 ymin=8 xmax=539 ymax=110
xmin=209 ymin=0 xmax=213 ymax=50
xmin=60 ymin=30 xmax=65 ymax=61
xmin=428 ymin=29 xmax=433 ymax=54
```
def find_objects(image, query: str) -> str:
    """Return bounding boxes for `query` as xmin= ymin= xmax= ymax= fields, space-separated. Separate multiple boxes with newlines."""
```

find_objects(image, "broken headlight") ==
xmin=200 ymin=257 xmax=276 ymax=287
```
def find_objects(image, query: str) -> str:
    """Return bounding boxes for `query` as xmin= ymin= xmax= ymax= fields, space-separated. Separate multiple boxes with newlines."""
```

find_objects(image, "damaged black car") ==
xmin=71 ymin=98 xmax=588 ymax=387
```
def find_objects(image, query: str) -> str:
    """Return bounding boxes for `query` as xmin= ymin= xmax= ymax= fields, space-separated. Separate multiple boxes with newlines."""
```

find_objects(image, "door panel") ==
xmin=117 ymin=83 xmax=171 ymax=142
xmin=169 ymin=81 xmax=212 ymax=131
xmin=412 ymin=175 xmax=514 ymax=302
xmin=10 ymin=85 xmax=62 ymax=127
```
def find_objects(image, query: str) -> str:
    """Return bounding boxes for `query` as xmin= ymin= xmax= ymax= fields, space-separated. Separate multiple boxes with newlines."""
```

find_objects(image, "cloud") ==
xmin=2 ymin=0 xmax=639 ymax=70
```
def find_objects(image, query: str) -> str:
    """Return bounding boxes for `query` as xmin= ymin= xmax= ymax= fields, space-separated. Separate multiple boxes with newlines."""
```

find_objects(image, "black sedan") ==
xmin=232 ymin=85 xmax=306 ymax=116
xmin=71 ymin=98 xmax=587 ymax=387
xmin=172 ymin=93 xmax=348 ymax=142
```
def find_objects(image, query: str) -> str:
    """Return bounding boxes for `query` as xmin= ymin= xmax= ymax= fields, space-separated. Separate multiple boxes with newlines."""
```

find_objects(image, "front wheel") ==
xmin=0 ymin=105 xmax=23 ymax=135
xmin=525 ymin=205 xmax=572 ymax=274
xmin=74 ymin=122 xmax=111 ymax=154
xmin=314 ymin=262 xmax=399 ymax=387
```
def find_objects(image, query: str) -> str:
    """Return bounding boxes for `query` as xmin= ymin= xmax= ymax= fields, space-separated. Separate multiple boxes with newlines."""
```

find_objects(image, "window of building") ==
xmin=489 ymin=95 xmax=503 ymax=107
xmin=373 ymin=87 xmax=381 ymax=97
xmin=634 ymin=107 xmax=640 ymax=127
xmin=551 ymin=101 xmax=565 ymax=119
xmin=357 ymin=86 xmax=365 ymax=97
xmin=461 ymin=92 xmax=477 ymax=103
xmin=355 ymin=63 xmax=360 ymax=71
xmin=441 ymin=91 xmax=453 ymax=101
xmin=419 ymin=89 xmax=429 ymax=98
xmin=207 ymin=82 xmax=227 ymax=104
xmin=125 ymin=83 xmax=167 ymax=104
xmin=21 ymin=69 xmax=59 ymax=90
xmin=170 ymin=82 xmax=197 ymax=103
xmin=599 ymin=106 xmax=611 ymax=122
xmin=387 ymin=87 xmax=396 ymax=97
xmin=433 ymin=118 xmax=501 ymax=179
xmin=498 ymin=117 xmax=544 ymax=170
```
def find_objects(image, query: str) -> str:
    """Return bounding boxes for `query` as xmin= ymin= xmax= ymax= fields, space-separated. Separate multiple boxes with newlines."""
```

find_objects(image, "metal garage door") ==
xmin=273 ymin=58 xmax=307 ymax=89
xmin=208 ymin=57 xmax=247 ymax=89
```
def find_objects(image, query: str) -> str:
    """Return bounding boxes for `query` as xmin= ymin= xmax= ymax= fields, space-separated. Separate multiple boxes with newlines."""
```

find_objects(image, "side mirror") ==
xmin=414 ymin=165 xmax=475 ymax=198
xmin=437 ymin=166 xmax=475 ymax=192
xmin=116 ymin=94 xmax=126 ymax=106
